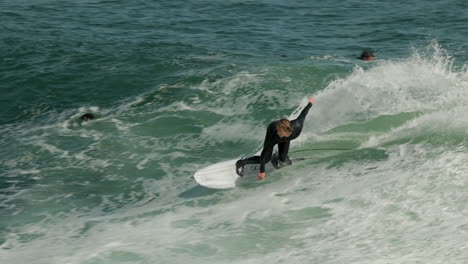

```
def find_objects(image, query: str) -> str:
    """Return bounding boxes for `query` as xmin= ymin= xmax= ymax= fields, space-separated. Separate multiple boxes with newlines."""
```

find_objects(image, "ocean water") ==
xmin=1 ymin=0 xmax=468 ymax=263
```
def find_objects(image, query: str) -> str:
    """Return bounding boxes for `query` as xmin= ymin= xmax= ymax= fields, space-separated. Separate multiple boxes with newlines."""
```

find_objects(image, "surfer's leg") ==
xmin=236 ymin=156 xmax=260 ymax=177
xmin=278 ymin=141 xmax=290 ymax=161
xmin=277 ymin=141 xmax=292 ymax=167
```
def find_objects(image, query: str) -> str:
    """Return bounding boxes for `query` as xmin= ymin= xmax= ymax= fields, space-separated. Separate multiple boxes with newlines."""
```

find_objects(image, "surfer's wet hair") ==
xmin=277 ymin=119 xmax=292 ymax=134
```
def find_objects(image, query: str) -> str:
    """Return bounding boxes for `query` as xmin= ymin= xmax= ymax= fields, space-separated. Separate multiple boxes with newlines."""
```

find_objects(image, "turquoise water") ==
xmin=1 ymin=1 xmax=468 ymax=263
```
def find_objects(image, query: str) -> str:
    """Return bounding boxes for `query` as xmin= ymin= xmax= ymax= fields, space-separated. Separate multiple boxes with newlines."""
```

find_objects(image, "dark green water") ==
xmin=1 ymin=0 xmax=468 ymax=263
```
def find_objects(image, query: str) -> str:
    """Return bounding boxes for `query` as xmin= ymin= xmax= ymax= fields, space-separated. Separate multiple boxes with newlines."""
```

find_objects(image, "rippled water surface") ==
xmin=1 ymin=0 xmax=468 ymax=263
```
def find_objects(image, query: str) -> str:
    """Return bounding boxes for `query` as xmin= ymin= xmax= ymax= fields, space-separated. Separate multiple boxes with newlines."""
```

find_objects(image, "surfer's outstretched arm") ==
xmin=294 ymin=97 xmax=315 ymax=126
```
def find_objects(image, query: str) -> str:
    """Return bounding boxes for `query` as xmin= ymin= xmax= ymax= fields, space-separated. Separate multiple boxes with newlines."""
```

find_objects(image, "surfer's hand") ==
xmin=257 ymin=172 xmax=265 ymax=180
xmin=309 ymin=97 xmax=315 ymax=104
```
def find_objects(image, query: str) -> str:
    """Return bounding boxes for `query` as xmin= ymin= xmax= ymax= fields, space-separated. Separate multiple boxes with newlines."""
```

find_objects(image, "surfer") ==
xmin=358 ymin=50 xmax=374 ymax=61
xmin=236 ymin=97 xmax=315 ymax=180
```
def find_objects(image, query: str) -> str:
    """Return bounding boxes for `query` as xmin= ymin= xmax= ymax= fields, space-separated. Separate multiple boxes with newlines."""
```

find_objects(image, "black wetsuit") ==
xmin=239 ymin=102 xmax=313 ymax=173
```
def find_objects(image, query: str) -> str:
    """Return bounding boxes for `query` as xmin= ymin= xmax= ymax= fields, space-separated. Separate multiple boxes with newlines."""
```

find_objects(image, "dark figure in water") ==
xmin=359 ymin=50 xmax=375 ymax=61
xmin=236 ymin=97 xmax=315 ymax=180
xmin=80 ymin=113 xmax=95 ymax=121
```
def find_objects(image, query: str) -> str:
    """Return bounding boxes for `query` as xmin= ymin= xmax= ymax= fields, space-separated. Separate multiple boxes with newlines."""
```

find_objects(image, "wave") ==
xmin=300 ymin=41 xmax=468 ymax=147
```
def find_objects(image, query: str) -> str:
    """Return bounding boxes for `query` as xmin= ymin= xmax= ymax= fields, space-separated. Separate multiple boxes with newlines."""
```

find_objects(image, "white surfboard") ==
xmin=194 ymin=156 xmax=285 ymax=189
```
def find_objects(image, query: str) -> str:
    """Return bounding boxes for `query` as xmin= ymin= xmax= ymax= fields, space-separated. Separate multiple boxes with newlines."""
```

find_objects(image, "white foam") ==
xmin=302 ymin=41 xmax=468 ymax=136
xmin=3 ymin=42 xmax=468 ymax=264
xmin=201 ymin=121 xmax=263 ymax=142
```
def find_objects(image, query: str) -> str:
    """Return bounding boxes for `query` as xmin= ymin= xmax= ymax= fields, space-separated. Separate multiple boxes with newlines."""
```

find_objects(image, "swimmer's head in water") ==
xmin=359 ymin=50 xmax=374 ymax=61
xmin=80 ymin=113 xmax=95 ymax=121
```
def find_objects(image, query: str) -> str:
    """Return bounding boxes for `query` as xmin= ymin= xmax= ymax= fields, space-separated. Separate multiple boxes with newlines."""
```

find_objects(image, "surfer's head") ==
xmin=80 ymin=113 xmax=95 ymax=121
xmin=277 ymin=119 xmax=292 ymax=138
xmin=359 ymin=50 xmax=374 ymax=61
